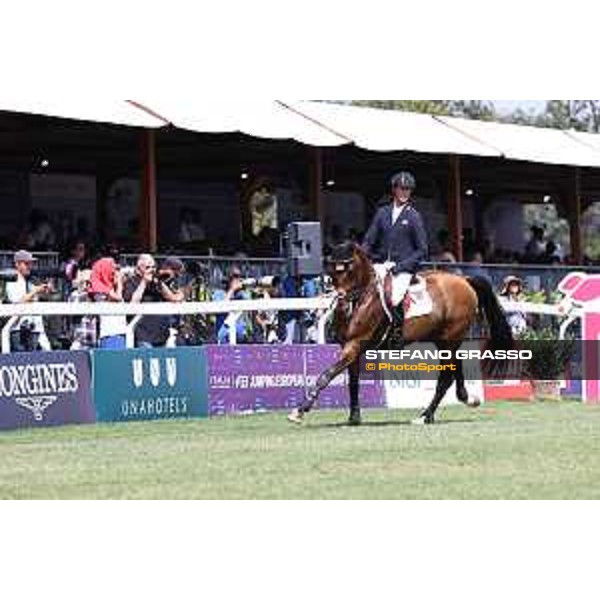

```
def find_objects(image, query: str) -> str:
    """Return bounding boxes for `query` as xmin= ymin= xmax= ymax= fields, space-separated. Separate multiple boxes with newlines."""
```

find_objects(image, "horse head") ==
xmin=326 ymin=241 xmax=374 ymax=298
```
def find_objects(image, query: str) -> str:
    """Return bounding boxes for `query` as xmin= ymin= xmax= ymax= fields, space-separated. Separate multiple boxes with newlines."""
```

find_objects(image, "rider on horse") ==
xmin=362 ymin=172 xmax=429 ymax=343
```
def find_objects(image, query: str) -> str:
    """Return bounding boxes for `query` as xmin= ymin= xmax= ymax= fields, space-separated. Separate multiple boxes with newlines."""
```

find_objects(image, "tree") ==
xmin=535 ymin=101 xmax=600 ymax=133
xmin=347 ymin=100 xmax=497 ymax=121
xmin=338 ymin=100 xmax=600 ymax=131
xmin=349 ymin=100 xmax=452 ymax=115
xmin=448 ymin=100 xmax=496 ymax=121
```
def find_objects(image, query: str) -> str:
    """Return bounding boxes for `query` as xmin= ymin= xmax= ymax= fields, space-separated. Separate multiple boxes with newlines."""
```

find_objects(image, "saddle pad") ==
xmin=405 ymin=278 xmax=434 ymax=319
xmin=373 ymin=265 xmax=433 ymax=320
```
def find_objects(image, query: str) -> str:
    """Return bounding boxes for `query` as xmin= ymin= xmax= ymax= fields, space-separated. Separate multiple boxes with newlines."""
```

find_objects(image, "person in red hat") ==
xmin=89 ymin=257 xmax=127 ymax=349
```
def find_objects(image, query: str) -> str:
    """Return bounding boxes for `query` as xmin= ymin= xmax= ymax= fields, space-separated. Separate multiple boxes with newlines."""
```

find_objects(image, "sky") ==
xmin=492 ymin=100 xmax=545 ymax=115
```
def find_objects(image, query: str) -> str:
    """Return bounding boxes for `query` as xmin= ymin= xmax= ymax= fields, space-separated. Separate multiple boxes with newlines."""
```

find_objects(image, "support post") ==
xmin=308 ymin=147 xmax=323 ymax=224
xmin=448 ymin=154 xmax=463 ymax=262
xmin=140 ymin=129 xmax=158 ymax=252
xmin=569 ymin=167 xmax=583 ymax=265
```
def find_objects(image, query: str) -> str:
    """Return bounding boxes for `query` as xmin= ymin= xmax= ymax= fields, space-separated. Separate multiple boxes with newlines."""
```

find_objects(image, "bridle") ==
xmin=327 ymin=256 xmax=378 ymax=315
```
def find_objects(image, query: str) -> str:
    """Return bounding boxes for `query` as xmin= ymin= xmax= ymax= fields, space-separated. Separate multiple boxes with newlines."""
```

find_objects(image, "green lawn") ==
xmin=1 ymin=401 xmax=600 ymax=499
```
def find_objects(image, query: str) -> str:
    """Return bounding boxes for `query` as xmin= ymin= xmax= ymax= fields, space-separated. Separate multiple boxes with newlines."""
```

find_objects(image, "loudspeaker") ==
xmin=285 ymin=222 xmax=323 ymax=277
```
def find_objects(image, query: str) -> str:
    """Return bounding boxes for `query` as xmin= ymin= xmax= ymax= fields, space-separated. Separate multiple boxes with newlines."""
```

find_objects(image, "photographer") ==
xmin=252 ymin=276 xmax=281 ymax=344
xmin=123 ymin=254 xmax=185 ymax=348
xmin=5 ymin=250 xmax=52 ymax=352
xmin=213 ymin=268 xmax=251 ymax=345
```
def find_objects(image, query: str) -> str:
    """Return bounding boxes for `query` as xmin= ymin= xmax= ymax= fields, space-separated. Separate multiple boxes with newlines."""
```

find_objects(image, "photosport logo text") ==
xmin=0 ymin=362 xmax=79 ymax=421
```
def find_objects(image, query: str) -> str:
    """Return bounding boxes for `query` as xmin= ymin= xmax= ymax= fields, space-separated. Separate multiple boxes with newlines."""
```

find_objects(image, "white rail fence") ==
xmin=0 ymin=296 xmax=340 ymax=353
xmin=0 ymin=296 xmax=584 ymax=354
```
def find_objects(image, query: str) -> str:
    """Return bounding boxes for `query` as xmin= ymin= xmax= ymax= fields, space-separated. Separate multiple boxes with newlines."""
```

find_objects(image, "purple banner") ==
xmin=206 ymin=345 xmax=384 ymax=416
xmin=0 ymin=351 xmax=95 ymax=431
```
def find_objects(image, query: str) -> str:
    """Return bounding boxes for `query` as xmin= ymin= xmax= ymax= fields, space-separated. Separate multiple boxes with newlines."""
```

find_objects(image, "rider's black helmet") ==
xmin=391 ymin=171 xmax=416 ymax=190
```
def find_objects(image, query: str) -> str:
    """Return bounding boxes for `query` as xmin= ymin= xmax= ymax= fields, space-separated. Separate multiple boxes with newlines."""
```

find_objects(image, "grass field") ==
xmin=1 ymin=401 xmax=600 ymax=499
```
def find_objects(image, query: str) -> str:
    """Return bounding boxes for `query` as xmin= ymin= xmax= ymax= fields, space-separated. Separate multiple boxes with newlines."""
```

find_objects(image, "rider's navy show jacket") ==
xmin=362 ymin=202 xmax=429 ymax=274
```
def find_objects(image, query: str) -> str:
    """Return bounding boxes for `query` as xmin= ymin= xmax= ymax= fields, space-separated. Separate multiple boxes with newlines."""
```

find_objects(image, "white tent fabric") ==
xmin=565 ymin=130 xmax=600 ymax=155
xmin=137 ymin=100 xmax=349 ymax=147
xmin=4 ymin=98 xmax=600 ymax=168
xmin=0 ymin=99 xmax=168 ymax=128
xmin=437 ymin=115 xmax=600 ymax=168
xmin=287 ymin=101 xmax=501 ymax=157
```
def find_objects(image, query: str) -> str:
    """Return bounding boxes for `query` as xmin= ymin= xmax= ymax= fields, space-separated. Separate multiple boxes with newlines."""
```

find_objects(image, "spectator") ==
xmin=63 ymin=240 xmax=87 ymax=299
xmin=499 ymin=276 xmax=527 ymax=336
xmin=178 ymin=209 xmax=206 ymax=248
xmin=543 ymin=241 xmax=562 ymax=265
xmin=254 ymin=277 xmax=281 ymax=344
xmin=123 ymin=254 xmax=184 ymax=348
xmin=158 ymin=256 xmax=187 ymax=346
xmin=465 ymin=251 xmax=491 ymax=283
xmin=213 ymin=268 xmax=250 ymax=345
xmin=68 ymin=268 xmax=96 ymax=350
xmin=525 ymin=226 xmax=545 ymax=262
xmin=90 ymin=257 xmax=126 ymax=349
xmin=29 ymin=210 xmax=56 ymax=250
xmin=5 ymin=250 xmax=52 ymax=352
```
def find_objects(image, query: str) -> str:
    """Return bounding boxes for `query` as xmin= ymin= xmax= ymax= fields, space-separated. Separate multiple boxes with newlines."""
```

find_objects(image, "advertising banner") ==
xmin=206 ymin=345 xmax=385 ymax=416
xmin=92 ymin=347 xmax=208 ymax=422
xmin=0 ymin=351 xmax=94 ymax=431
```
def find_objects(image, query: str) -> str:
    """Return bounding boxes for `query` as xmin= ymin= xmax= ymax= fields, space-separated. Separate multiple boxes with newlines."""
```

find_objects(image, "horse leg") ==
xmin=454 ymin=358 xmax=469 ymax=404
xmin=413 ymin=360 xmax=455 ymax=425
xmin=348 ymin=360 xmax=361 ymax=426
xmin=455 ymin=358 xmax=481 ymax=408
xmin=288 ymin=341 xmax=361 ymax=424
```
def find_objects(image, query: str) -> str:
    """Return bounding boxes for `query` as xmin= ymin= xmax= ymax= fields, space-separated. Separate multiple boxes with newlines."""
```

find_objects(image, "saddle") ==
xmin=380 ymin=272 xmax=433 ymax=320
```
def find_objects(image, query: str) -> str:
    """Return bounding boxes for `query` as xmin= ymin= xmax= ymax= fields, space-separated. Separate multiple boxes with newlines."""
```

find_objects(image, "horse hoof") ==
xmin=412 ymin=415 xmax=434 ymax=426
xmin=287 ymin=409 xmax=304 ymax=425
xmin=348 ymin=413 xmax=362 ymax=427
xmin=467 ymin=396 xmax=482 ymax=408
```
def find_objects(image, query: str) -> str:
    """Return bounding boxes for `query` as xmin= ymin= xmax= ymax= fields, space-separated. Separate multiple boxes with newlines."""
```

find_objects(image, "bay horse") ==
xmin=288 ymin=242 xmax=513 ymax=426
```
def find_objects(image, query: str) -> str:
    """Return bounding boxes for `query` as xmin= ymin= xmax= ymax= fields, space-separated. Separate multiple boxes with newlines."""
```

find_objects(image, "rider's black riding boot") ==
xmin=388 ymin=303 xmax=405 ymax=347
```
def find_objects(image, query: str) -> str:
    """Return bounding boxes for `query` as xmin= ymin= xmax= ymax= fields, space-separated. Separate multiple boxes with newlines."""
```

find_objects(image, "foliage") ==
xmin=347 ymin=100 xmax=496 ymax=120
xmin=341 ymin=99 xmax=600 ymax=132
xmin=518 ymin=327 xmax=576 ymax=381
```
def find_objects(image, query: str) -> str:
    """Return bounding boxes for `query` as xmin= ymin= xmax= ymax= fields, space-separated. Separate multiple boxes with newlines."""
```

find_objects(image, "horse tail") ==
xmin=467 ymin=276 xmax=514 ymax=377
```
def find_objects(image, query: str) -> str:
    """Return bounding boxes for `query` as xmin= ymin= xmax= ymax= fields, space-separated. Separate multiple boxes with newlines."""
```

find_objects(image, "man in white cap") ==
xmin=5 ymin=250 xmax=52 ymax=351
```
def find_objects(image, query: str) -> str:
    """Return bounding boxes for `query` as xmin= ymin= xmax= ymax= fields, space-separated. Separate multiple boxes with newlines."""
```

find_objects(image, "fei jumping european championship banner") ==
xmin=0 ymin=351 xmax=94 ymax=431
xmin=92 ymin=347 xmax=209 ymax=422
xmin=206 ymin=345 xmax=385 ymax=416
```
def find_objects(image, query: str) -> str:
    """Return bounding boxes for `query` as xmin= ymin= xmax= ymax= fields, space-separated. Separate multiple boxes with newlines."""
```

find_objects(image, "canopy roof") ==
xmin=0 ymin=99 xmax=169 ymax=128
xmin=134 ymin=100 xmax=350 ymax=147
xmin=3 ymin=98 xmax=600 ymax=168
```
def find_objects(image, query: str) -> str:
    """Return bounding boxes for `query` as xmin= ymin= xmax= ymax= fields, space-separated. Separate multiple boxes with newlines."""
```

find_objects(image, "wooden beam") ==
xmin=448 ymin=154 xmax=463 ymax=261
xmin=570 ymin=167 xmax=583 ymax=265
xmin=308 ymin=146 xmax=323 ymax=223
xmin=140 ymin=129 xmax=158 ymax=252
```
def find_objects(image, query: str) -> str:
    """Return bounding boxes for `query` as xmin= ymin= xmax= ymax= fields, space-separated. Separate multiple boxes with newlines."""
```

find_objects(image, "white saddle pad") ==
xmin=373 ymin=266 xmax=434 ymax=321
xmin=405 ymin=278 xmax=434 ymax=319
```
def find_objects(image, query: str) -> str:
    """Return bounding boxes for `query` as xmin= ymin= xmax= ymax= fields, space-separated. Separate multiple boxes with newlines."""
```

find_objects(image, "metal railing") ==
xmin=121 ymin=254 xmax=288 ymax=287
xmin=424 ymin=261 xmax=600 ymax=296
xmin=0 ymin=251 xmax=60 ymax=269
xmin=121 ymin=253 xmax=600 ymax=295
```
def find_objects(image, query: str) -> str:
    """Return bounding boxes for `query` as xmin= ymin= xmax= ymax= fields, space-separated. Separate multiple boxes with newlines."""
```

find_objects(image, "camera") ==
xmin=241 ymin=275 xmax=280 ymax=289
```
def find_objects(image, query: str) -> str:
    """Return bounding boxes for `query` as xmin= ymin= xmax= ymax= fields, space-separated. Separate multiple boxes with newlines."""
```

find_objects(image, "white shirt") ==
xmin=392 ymin=203 xmax=407 ymax=226
xmin=5 ymin=275 xmax=51 ymax=350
